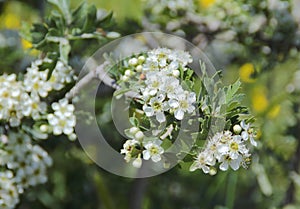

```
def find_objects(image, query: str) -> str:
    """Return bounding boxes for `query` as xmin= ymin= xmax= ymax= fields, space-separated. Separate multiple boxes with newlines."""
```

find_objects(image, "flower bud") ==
xmin=233 ymin=124 xmax=242 ymax=134
xmin=121 ymin=75 xmax=129 ymax=82
xmin=136 ymin=65 xmax=143 ymax=72
xmin=129 ymin=127 xmax=139 ymax=135
xmin=209 ymin=167 xmax=217 ymax=176
xmin=125 ymin=69 xmax=132 ymax=77
xmin=132 ymin=156 xmax=142 ymax=168
xmin=172 ymin=69 xmax=180 ymax=77
xmin=138 ymin=56 xmax=145 ymax=63
xmin=40 ymin=125 xmax=48 ymax=132
xmin=68 ymin=133 xmax=77 ymax=141
xmin=129 ymin=58 xmax=138 ymax=66
xmin=135 ymin=131 xmax=144 ymax=140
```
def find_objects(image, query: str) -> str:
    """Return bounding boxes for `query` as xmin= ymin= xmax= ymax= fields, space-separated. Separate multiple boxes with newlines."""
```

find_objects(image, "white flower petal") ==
xmin=156 ymin=111 xmax=166 ymax=123
xmin=174 ymin=109 xmax=184 ymax=120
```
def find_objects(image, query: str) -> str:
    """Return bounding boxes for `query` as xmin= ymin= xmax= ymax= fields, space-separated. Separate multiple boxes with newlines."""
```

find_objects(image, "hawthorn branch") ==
xmin=65 ymin=61 xmax=140 ymax=100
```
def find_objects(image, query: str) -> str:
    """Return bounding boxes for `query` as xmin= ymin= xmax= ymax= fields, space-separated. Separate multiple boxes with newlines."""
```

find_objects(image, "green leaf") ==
xmin=59 ymin=41 xmax=71 ymax=64
xmin=129 ymin=116 xmax=139 ymax=127
xmin=72 ymin=2 xmax=88 ymax=29
xmin=225 ymin=80 xmax=241 ymax=104
xmin=48 ymin=0 xmax=72 ymax=25
xmin=82 ymin=5 xmax=97 ymax=33
xmin=97 ymin=11 xmax=114 ymax=28
xmin=31 ymin=23 xmax=48 ymax=44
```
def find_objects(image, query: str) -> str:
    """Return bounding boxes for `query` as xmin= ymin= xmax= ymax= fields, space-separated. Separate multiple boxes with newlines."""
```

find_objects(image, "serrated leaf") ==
xmin=226 ymin=80 xmax=241 ymax=104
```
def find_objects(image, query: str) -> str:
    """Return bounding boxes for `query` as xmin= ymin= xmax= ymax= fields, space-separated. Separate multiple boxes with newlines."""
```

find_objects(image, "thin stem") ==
xmin=225 ymin=171 xmax=237 ymax=209
xmin=93 ymin=170 xmax=116 ymax=209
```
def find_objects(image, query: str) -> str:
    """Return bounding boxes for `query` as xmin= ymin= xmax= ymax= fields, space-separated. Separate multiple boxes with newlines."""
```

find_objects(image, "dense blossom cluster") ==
xmin=0 ymin=133 xmax=52 ymax=209
xmin=118 ymin=48 xmax=257 ymax=171
xmin=118 ymin=48 xmax=198 ymax=167
xmin=120 ymin=48 xmax=196 ymax=122
xmin=47 ymin=98 xmax=76 ymax=140
xmin=121 ymin=126 xmax=165 ymax=168
xmin=0 ymin=59 xmax=77 ymax=127
xmin=0 ymin=57 xmax=77 ymax=207
xmin=190 ymin=121 xmax=257 ymax=174
xmin=0 ymin=171 xmax=19 ymax=209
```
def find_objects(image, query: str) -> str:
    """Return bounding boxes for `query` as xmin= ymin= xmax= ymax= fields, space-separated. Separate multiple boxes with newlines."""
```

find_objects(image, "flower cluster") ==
xmin=118 ymin=48 xmax=199 ymax=167
xmin=120 ymin=48 xmax=196 ymax=123
xmin=145 ymin=0 xmax=196 ymax=17
xmin=0 ymin=132 xmax=52 ymax=208
xmin=143 ymin=0 xmax=299 ymax=69
xmin=0 ymin=171 xmax=19 ymax=209
xmin=0 ymin=73 xmax=47 ymax=126
xmin=47 ymin=98 xmax=77 ymax=140
xmin=0 ymin=58 xmax=77 ymax=207
xmin=48 ymin=60 xmax=77 ymax=91
xmin=0 ymin=58 xmax=77 ymax=127
xmin=121 ymin=126 xmax=165 ymax=168
xmin=190 ymin=121 xmax=257 ymax=174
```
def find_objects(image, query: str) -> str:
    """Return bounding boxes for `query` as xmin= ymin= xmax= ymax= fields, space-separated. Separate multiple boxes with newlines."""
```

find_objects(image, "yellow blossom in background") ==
xmin=251 ymin=86 xmax=269 ymax=113
xmin=267 ymin=105 xmax=281 ymax=119
xmin=0 ymin=13 xmax=21 ymax=29
xmin=239 ymin=63 xmax=256 ymax=83
xmin=256 ymin=129 xmax=262 ymax=140
xmin=21 ymin=39 xmax=32 ymax=49
xmin=0 ymin=1 xmax=39 ymax=30
xmin=199 ymin=0 xmax=216 ymax=8
xmin=21 ymin=38 xmax=39 ymax=56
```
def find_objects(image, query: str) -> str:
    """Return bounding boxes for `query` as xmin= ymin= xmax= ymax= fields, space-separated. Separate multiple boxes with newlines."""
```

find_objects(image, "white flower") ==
xmin=143 ymin=71 xmax=165 ymax=96
xmin=143 ymin=94 xmax=168 ymax=123
xmin=160 ymin=76 xmax=181 ymax=99
xmin=47 ymin=114 xmax=76 ymax=135
xmin=0 ymin=171 xmax=19 ymax=209
xmin=190 ymin=151 xmax=214 ymax=173
xmin=121 ymin=140 xmax=140 ymax=162
xmin=219 ymin=155 xmax=243 ymax=171
xmin=24 ymin=64 xmax=52 ymax=97
xmin=169 ymin=91 xmax=196 ymax=120
xmin=218 ymin=135 xmax=249 ymax=160
xmin=49 ymin=61 xmax=76 ymax=90
xmin=51 ymin=99 xmax=75 ymax=118
xmin=47 ymin=99 xmax=76 ymax=137
xmin=240 ymin=121 xmax=257 ymax=146
xmin=142 ymin=140 xmax=164 ymax=162
xmin=143 ymin=57 xmax=159 ymax=72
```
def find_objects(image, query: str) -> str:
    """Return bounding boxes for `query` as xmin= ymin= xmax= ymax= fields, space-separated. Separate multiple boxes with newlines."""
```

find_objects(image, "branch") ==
xmin=65 ymin=61 xmax=140 ymax=99
xmin=65 ymin=62 xmax=108 ymax=99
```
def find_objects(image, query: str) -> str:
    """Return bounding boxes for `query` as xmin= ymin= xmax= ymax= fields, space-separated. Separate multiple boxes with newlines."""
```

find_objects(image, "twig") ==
xmin=65 ymin=62 xmax=108 ymax=99
xmin=65 ymin=61 xmax=140 ymax=99
xmin=160 ymin=124 xmax=174 ymax=140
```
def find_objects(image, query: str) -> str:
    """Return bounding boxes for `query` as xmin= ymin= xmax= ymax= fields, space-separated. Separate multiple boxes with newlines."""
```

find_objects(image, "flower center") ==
xmin=230 ymin=142 xmax=239 ymax=151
